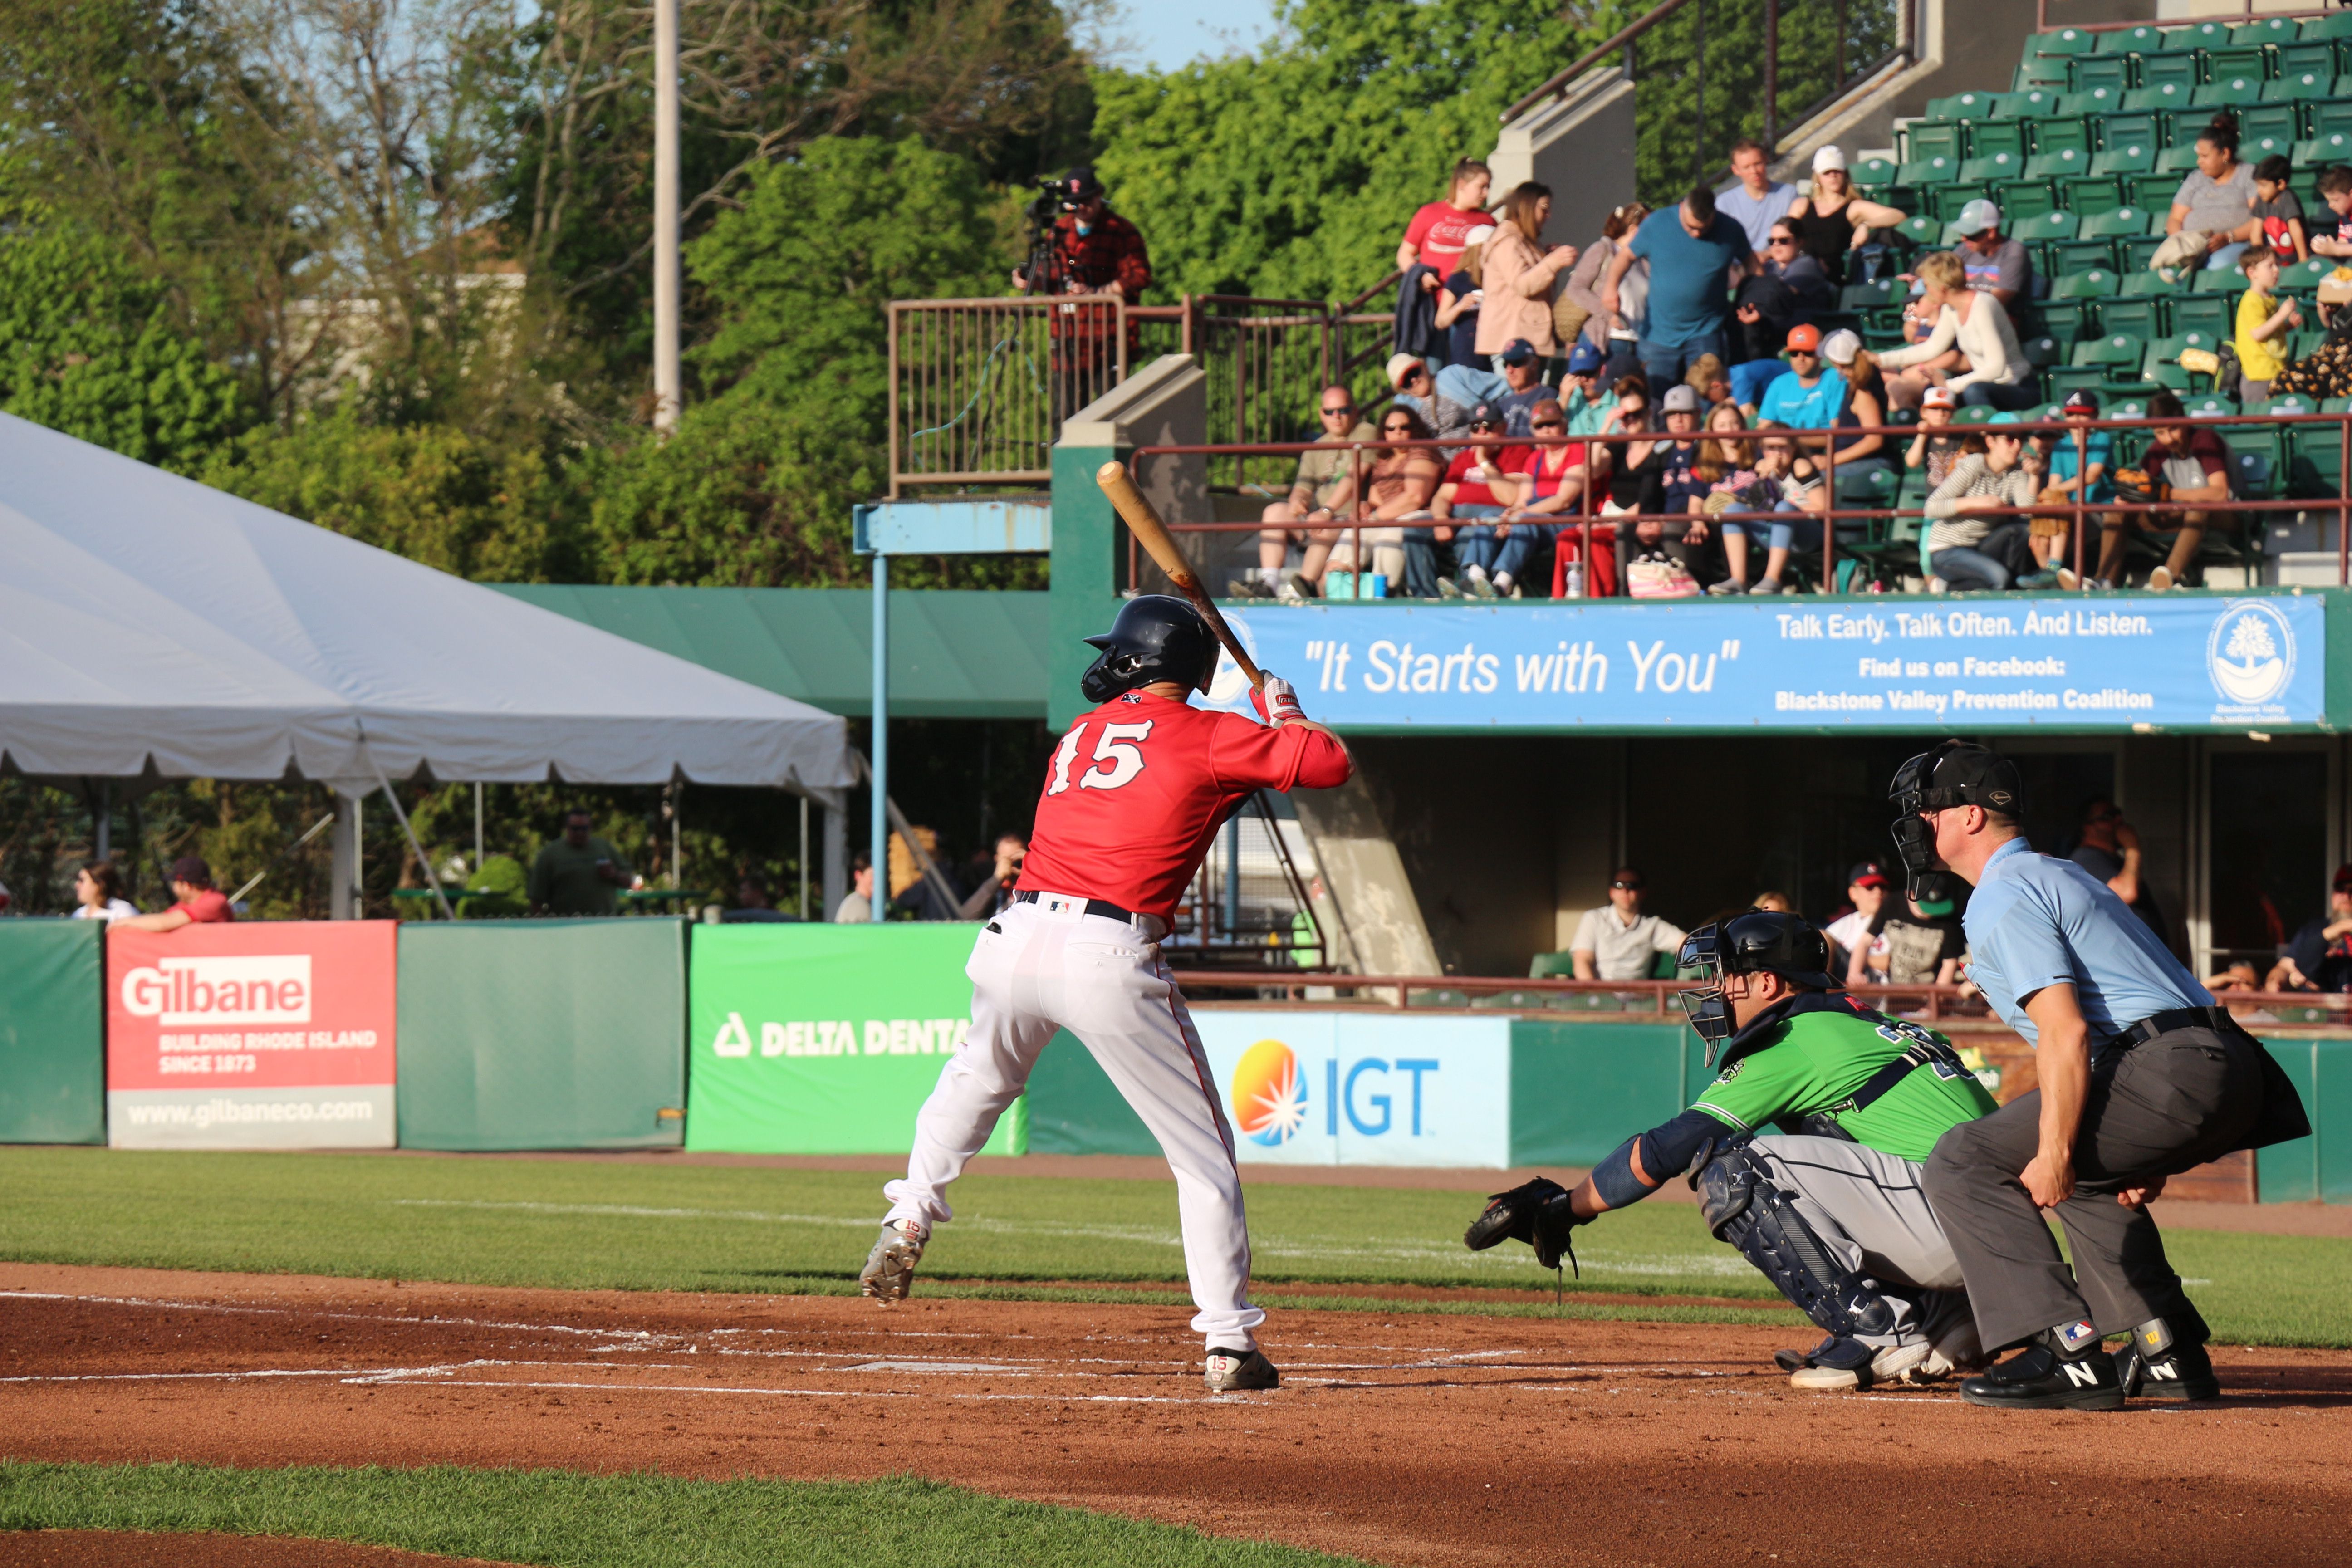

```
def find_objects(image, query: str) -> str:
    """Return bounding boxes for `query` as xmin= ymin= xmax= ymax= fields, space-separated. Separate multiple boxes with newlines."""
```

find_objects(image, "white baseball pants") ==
xmin=883 ymin=895 xmax=1264 ymax=1349
xmin=1747 ymin=1135 xmax=1974 ymax=1353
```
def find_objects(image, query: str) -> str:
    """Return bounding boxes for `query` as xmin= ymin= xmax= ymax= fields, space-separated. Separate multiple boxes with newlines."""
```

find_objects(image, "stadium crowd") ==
xmin=1246 ymin=113 xmax=2352 ymax=603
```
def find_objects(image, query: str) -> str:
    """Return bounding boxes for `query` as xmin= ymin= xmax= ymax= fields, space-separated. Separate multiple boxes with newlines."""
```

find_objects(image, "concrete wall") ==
xmin=1489 ymin=68 xmax=1638 ymax=254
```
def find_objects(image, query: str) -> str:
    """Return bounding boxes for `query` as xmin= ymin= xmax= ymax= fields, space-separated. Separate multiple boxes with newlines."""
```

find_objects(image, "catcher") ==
xmin=1466 ymin=909 xmax=1999 ymax=1390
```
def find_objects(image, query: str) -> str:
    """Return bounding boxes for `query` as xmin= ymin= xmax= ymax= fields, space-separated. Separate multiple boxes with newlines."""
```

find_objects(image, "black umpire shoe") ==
xmin=1959 ymin=1336 xmax=2124 ymax=1412
xmin=2116 ymin=1337 xmax=2221 ymax=1401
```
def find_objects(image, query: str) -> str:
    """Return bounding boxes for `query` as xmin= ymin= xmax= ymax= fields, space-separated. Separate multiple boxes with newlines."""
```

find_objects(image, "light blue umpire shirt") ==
xmin=1962 ymin=837 xmax=2212 ymax=1048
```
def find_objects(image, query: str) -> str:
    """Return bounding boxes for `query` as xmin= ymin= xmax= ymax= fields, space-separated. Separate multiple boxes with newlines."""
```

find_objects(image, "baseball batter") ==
xmin=859 ymin=594 xmax=1352 ymax=1393
xmin=1466 ymin=910 xmax=1998 ymax=1390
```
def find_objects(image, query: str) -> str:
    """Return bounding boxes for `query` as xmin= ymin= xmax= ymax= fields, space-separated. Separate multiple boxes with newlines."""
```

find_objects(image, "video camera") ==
xmin=1016 ymin=168 xmax=1106 ymax=295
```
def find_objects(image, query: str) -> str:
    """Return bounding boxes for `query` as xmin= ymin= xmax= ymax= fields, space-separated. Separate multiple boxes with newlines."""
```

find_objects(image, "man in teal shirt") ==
xmin=1559 ymin=342 xmax=1619 ymax=436
xmin=1468 ymin=909 xmax=1997 ymax=1391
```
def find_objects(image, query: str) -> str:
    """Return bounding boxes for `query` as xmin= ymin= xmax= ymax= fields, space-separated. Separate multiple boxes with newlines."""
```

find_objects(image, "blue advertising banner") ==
xmin=1190 ymin=1010 xmax=1511 ymax=1168
xmin=1197 ymin=596 xmax=2324 ymax=731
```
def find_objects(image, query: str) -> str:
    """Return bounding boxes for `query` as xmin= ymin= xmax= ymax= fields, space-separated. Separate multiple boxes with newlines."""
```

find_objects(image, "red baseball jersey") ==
xmin=1016 ymin=692 xmax=1351 ymax=923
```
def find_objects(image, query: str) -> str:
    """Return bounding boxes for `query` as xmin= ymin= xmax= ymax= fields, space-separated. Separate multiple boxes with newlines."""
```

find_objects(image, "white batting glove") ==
xmin=1251 ymin=673 xmax=1307 ymax=726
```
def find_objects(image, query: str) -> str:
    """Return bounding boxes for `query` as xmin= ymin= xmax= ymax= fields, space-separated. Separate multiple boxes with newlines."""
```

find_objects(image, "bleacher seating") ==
xmin=1853 ymin=16 xmax=2352 ymax=587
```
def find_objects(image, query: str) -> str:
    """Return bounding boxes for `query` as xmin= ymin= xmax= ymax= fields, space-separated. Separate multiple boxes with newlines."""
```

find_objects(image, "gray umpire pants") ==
xmin=1748 ymin=1135 xmax=1975 ymax=1351
xmin=1923 ymin=1026 xmax=2264 ymax=1353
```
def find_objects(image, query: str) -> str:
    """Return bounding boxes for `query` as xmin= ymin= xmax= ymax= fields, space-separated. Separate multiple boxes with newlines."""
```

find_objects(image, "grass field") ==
xmin=1 ymin=1148 xmax=2345 ymax=1344
xmin=0 ymin=1462 xmax=1363 ymax=1567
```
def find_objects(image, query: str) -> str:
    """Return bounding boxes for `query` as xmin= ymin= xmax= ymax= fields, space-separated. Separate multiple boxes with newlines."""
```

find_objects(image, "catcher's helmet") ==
xmin=1079 ymin=594 xmax=1220 ymax=704
xmin=1677 ymin=910 xmax=1842 ymax=1063
xmin=1887 ymin=741 xmax=2021 ymax=896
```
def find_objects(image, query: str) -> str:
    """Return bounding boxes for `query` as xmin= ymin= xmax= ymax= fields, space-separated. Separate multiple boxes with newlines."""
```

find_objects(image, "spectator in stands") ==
xmin=1500 ymin=398 xmax=1588 ymax=583
xmin=957 ymin=834 xmax=1027 ymax=920
xmin=72 ymin=861 xmax=137 ymax=923
xmin=2164 ymin=113 xmax=2256 ymax=272
xmin=122 ymin=855 xmax=236 ymax=931
xmin=1876 ymin=251 xmax=2034 ymax=412
xmin=2275 ymin=265 xmax=2352 ymax=399
xmin=1626 ymin=383 xmax=1714 ymax=588
xmin=1478 ymin=183 xmax=1577 ymax=369
xmin=1847 ymin=886 xmax=1964 ymax=989
xmin=1388 ymin=352 xmax=1504 ymax=440
xmin=1823 ymin=859 xmax=1892 ymax=976
xmin=1432 ymin=403 xmax=1531 ymax=598
xmin=2070 ymin=795 xmax=2166 ymax=939
xmin=1494 ymin=340 xmax=1557 ymax=436
xmin=2068 ymin=389 xmax=2231 ymax=592
xmin=1710 ymin=423 xmax=1828 ymax=595
xmin=1253 ymin=384 xmax=1374 ymax=601
xmin=1924 ymin=422 xmax=2055 ymax=592
xmin=1571 ymin=867 xmax=1687 ymax=981
xmin=1821 ymin=330 xmax=1893 ymax=484
xmin=527 ymin=808 xmax=631 ymax=916
xmin=832 ymin=853 xmax=875 ymax=922
xmin=1785 ymin=146 xmax=1908 ymax=286
xmin=1751 ymin=891 xmax=1794 ymax=913
xmin=1594 ymin=378 xmax=1672 ymax=589
xmin=1729 ymin=221 xmax=1834 ymax=405
xmin=1717 ymin=138 xmax=1798 ymax=266
xmin=1561 ymin=203 xmax=1648 ymax=370
xmin=1433 ymin=228 xmax=1493 ymax=371
xmin=2250 ymin=155 xmax=2309 ymax=264
xmin=1397 ymin=159 xmax=1496 ymax=370
xmin=2235 ymin=246 xmax=2303 ymax=402
xmin=1756 ymin=323 xmax=1846 ymax=449
xmin=1950 ymin=201 xmax=2033 ymax=309
xmin=725 ymin=873 xmax=795 ymax=923
xmin=2311 ymin=165 xmax=2352 ymax=259
xmin=1365 ymin=406 xmax=1447 ymax=598
xmin=1557 ymin=342 xmax=1618 ymax=435
xmin=2271 ymin=864 xmax=2352 ymax=992
xmin=1604 ymin=186 xmax=1749 ymax=392
xmin=1904 ymin=384 xmax=1963 ymax=487
xmin=2029 ymin=389 xmax=2111 ymax=577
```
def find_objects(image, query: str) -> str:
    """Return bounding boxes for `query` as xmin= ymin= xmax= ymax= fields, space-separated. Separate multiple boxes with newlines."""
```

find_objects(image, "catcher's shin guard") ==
xmin=1695 ymin=1147 xmax=1896 ymax=1339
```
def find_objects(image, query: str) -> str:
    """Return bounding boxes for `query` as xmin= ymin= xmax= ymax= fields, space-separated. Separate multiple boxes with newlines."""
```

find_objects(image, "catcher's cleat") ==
xmin=1788 ymin=1337 xmax=1968 ymax=1391
xmin=1204 ymin=1347 xmax=1280 ymax=1392
xmin=859 ymin=1219 xmax=925 ymax=1303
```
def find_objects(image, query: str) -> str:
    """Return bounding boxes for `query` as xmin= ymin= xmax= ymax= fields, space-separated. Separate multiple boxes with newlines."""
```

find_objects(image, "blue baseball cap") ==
xmin=1565 ymin=342 xmax=1606 ymax=375
xmin=1500 ymin=338 xmax=1539 ymax=365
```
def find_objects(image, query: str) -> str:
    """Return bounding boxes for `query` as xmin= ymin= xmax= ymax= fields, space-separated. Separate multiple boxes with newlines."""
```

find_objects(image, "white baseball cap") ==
xmin=1921 ymin=385 xmax=1957 ymax=410
xmin=1819 ymin=328 xmax=1862 ymax=366
xmin=1386 ymin=353 xmax=1428 ymax=387
xmin=1812 ymin=145 xmax=1847 ymax=174
xmin=1956 ymin=198 xmax=2003 ymax=235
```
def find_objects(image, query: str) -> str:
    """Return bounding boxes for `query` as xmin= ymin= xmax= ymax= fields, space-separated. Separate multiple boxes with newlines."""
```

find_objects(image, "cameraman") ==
xmin=1013 ymin=167 xmax=1152 ymax=416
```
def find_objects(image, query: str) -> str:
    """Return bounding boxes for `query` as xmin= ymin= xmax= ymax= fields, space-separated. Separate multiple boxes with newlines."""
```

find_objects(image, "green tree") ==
xmin=0 ymin=206 xmax=249 ymax=471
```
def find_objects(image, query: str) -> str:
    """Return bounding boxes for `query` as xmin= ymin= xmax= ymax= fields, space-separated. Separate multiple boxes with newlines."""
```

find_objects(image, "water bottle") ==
xmin=1564 ymin=560 xmax=1585 ymax=599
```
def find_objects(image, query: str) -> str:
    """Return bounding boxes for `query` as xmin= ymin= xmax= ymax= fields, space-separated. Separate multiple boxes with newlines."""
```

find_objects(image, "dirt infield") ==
xmin=0 ymin=1534 xmax=507 ymax=1568
xmin=3 ymin=1264 xmax=2347 ymax=1568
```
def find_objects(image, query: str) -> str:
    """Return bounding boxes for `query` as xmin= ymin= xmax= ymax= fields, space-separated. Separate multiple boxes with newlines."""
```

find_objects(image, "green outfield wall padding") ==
xmin=1026 ymin=1030 xmax=1159 ymax=1157
xmin=0 ymin=921 xmax=105 ymax=1144
xmin=396 ymin=919 xmax=687 ymax=1151
xmin=1509 ymin=1019 xmax=1701 ymax=1167
xmin=2255 ymin=1036 xmax=2352 ymax=1204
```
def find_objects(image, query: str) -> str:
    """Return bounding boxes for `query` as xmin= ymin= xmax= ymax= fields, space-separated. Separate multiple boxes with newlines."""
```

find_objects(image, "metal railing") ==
xmin=1128 ymin=407 xmax=2352 ymax=598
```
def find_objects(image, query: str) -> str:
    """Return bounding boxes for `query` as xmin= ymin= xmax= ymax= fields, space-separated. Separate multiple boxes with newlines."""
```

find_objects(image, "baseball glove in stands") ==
xmin=1463 ymin=1176 xmax=1589 ymax=1277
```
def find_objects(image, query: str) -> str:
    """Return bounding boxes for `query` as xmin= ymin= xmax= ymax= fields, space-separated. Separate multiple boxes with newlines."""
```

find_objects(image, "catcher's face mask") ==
xmin=1675 ymin=924 xmax=1738 ymax=1062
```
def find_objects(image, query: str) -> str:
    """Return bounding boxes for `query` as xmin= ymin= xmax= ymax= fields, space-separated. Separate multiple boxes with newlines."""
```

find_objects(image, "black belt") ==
xmin=2109 ymin=1005 xmax=2240 ymax=1051
xmin=1013 ymin=889 xmax=1142 ymax=924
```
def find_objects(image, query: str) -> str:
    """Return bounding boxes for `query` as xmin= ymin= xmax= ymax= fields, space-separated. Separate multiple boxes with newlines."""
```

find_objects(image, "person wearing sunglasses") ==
xmin=1730 ymin=224 xmax=1835 ymax=411
xmin=1333 ymin=407 xmax=1443 ymax=595
xmin=1250 ymin=385 xmax=1375 ymax=601
xmin=1499 ymin=400 xmax=1590 ymax=581
xmin=1430 ymin=402 xmax=1531 ymax=597
xmin=1386 ymin=351 xmax=1506 ymax=440
xmin=1922 ymin=420 xmax=2055 ymax=592
xmin=1570 ymin=868 xmax=1686 ymax=982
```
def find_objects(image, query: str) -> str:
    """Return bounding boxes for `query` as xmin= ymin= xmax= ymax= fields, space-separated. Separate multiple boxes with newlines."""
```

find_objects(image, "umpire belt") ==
xmin=2107 ymin=1005 xmax=2241 ymax=1052
xmin=1013 ymin=889 xmax=1145 ymax=925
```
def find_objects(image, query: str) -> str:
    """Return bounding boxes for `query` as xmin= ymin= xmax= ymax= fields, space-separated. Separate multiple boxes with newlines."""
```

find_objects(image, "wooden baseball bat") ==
xmin=1095 ymin=461 xmax=1265 ymax=691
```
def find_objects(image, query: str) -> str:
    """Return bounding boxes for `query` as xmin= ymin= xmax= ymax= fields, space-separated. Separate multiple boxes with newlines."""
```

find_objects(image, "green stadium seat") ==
xmin=2254 ymin=392 xmax=2319 ymax=417
xmin=2144 ymin=332 xmax=2220 ymax=390
xmin=2281 ymin=258 xmax=2337 ymax=293
xmin=1997 ymin=182 xmax=2061 ymax=222
xmin=2117 ymin=235 xmax=2166 ymax=274
xmin=2019 ymin=332 xmax=2065 ymax=368
xmin=2174 ymin=20 xmax=2231 ymax=51
xmin=2288 ymin=424 xmax=2344 ymax=498
xmin=2234 ymin=17 xmax=2300 ymax=46
xmin=2043 ymin=366 xmax=2107 ymax=399
xmin=2048 ymin=237 xmax=2121 ymax=274
xmin=1998 ymin=87 xmax=2067 ymax=118
xmin=2099 ymin=109 xmax=2161 ymax=150
xmin=2027 ymin=147 xmax=2088 ymax=182
xmin=2182 ymin=392 xmax=2236 ymax=417
xmin=1905 ymin=122 xmax=1967 ymax=163
xmin=2220 ymin=426 xmax=2281 ymax=499
xmin=2080 ymin=205 xmax=2151 ymax=238
xmin=2073 ymin=332 xmax=2144 ymax=371
xmin=1951 ymin=404 xmax=1999 ymax=425
xmin=2117 ymin=269 xmax=2176 ymax=302
xmin=2203 ymin=46 xmax=2269 ymax=84
xmin=2107 ymin=395 xmax=2151 ymax=421
xmin=1898 ymin=153 xmax=1964 ymax=186
xmin=1934 ymin=91 xmax=2009 ymax=121
xmin=2062 ymin=176 xmax=2127 ymax=216
xmin=2129 ymin=171 xmax=2184 ymax=211
xmin=2161 ymin=107 xmax=2216 ymax=148
xmin=2263 ymin=69 xmax=2328 ymax=103
xmin=2241 ymin=132 xmax=2297 ymax=165
xmin=2099 ymin=296 xmax=2164 ymax=342
xmin=2298 ymin=132 xmax=2352 ymax=168
xmin=1926 ymin=183 xmax=1991 ymax=222
xmin=2016 ymin=59 xmax=2070 ymax=92
xmin=2037 ymin=116 xmax=2098 ymax=157
xmin=2097 ymin=24 xmax=2166 ymax=54
xmin=2059 ymin=88 xmax=2125 ymax=118
xmin=2036 ymin=301 xmax=2094 ymax=343
xmin=2091 ymin=141 xmax=2156 ymax=174
xmin=2312 ymin=96 xmax=2352 ymax=140
xmin=1840 ymin=279 xmax=1899 ymax=311
xmin=2029 ymin=27 xmax=2100 ymax=56
xmin=2192 ymin=266 xmax=2248 ymax=293
xmin=2070 ymin=55 xmax=2134 ymax=95
xmin=2194 ymin=76 xmax=2265 ymax=109
xmin=2154 ymin=142 xmax=2202 ymax=173
xmin=2169 ymin=294 xmax=2232 ymax=339
xmin=2323 ymin=397 xmax=2352 ymax=414
xmin=1971 ymin=121 xmax=2032 ymax=160
xmin=2014 ymin=208 xmax=2079 ymax=243
xmin=1892 ymin=214 xmax=1940 ymax=247
xmin=2053 ymin=267 xmax=2121 ymax=299
xmin=2135 ymin=58 xmax=2200 ymax=97
xmin=2278 ymin=41 xmax=2343 ymax=81
xmin=1852 ymin=156 xmax=1901 ymax=189
xmin=2309 ymin=10 xmax=2352 ymax=42
xmin=1961 ymin=152 xmax=2028 ymax=183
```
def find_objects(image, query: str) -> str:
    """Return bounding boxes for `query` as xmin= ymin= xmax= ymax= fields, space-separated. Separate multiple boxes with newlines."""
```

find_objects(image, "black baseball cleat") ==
xmin=2116 ymin=1337 xmax=2221 ymax=1401
xmin=1959 ymin=1338 xmax=2124 ymax=1412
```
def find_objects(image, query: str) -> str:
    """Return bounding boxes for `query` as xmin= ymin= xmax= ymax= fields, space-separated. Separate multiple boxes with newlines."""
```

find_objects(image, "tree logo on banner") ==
xmin=2206 ymin=600 xmax=2295 ymax=710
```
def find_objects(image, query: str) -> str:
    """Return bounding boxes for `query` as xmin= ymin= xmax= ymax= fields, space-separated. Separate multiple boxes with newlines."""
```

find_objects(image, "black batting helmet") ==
xmin=1079 ymin=595 xmax=1220 ymax=704
xmin=1677 ymin=910 xmax=1842 ymax=1063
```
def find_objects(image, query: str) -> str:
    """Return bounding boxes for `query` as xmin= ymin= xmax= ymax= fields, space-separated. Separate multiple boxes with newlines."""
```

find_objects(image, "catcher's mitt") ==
xmin=1463 ymin=1176 xmax=1588 ymax=1277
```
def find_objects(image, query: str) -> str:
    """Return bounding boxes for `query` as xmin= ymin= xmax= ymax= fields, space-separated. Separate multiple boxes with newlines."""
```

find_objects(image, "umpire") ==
xmin=1893 ymin=742 xmax=2308 ymax=1411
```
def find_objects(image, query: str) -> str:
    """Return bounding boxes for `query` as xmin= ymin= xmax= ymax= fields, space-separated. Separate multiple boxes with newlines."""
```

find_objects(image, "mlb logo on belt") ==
xmin=1036 ymin=894 xmax=1088 ymax=920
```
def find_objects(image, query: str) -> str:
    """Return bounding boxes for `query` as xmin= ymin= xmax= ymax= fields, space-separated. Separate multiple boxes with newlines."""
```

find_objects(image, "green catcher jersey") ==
xmin=1690 ymin=994 xmax=1998 ymax=1162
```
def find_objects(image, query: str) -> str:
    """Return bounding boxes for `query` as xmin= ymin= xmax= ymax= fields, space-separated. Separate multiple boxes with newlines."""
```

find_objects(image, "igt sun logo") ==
xmin=1231 ymin=1039 xmax=1308 ymax=1147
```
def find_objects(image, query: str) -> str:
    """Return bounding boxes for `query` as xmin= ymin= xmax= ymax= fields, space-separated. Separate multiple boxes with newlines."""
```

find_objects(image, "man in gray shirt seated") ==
xmin=1572 ymin=867 xmax=1689 ymax=980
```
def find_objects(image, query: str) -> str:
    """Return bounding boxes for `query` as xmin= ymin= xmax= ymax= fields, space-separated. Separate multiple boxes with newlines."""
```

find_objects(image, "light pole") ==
xmin=652 ymin=0 xmax=681 ymax=433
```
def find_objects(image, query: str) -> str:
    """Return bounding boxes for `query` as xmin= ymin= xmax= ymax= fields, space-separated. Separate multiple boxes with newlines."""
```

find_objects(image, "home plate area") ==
xmin=3 ymin=1264 xmax=2347 ymax=1568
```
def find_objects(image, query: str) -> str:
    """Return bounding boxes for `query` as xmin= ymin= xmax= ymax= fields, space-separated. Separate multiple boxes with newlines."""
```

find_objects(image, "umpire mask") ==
xmin=1887 ymin=741 xmax=2022 ymax=898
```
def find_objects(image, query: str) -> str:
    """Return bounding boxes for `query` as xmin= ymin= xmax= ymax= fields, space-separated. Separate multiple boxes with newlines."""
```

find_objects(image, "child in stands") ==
xmin=2312 ymin=166 xmax=2352 ymax=260
xmin=2235 ymin=247 xmax=2302 ymax=401
xmin=2249 ymin=155 xmax=2308 ymax=264
xmin=1903 ymin=385 xmax=1963 ymax=487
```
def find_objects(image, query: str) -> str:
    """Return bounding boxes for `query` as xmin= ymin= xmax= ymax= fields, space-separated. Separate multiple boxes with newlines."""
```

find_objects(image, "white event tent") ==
xmin=0 ymin=412 xmax=854 ymax=913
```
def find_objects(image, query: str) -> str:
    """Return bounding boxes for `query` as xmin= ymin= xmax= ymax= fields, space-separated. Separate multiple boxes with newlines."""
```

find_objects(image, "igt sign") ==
xmin=1190 ymin=1010 xmax=1511 ymax=1168
xmin=107 ymin=921 xmax=398 ymax=1149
